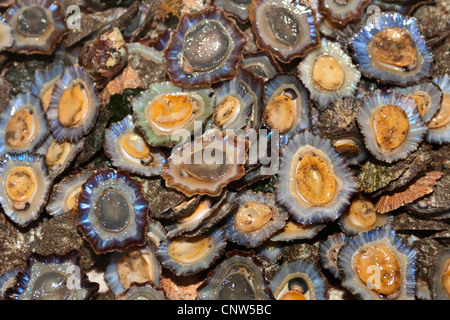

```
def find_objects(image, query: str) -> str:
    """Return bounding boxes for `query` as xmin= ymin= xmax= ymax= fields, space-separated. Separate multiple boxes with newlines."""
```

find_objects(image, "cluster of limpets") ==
xmin=0 ymin=0 xmax=449 ymax=301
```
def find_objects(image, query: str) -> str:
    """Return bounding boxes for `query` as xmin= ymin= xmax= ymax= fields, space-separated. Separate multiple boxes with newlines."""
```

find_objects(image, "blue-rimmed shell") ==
xmin=212 ymin=78 xmax=254 ymax=131
xmin=4 ymin=250 xmax=99 ymax=300
xmin=104 ymin=241 xmax=161 ymax=296
xmin=76 ymin=169 xmax=149 ymax=254
xmin=276 ymin=130 xmax=358 ymax=225
xmin=337 ymin=226 xmax=417 ymax=300
xmin=269 ymin=259 xmax=329 ymax=300
xmin=196 ymin=250 xmax=272 ymax=300
xmin=46 ymin=64 xmax=99 ymax=143
xmin=427 ymin=74 xmax=450 ymax=144
xmin=46 ymin=171 xmax=91 ymax=217
xmin=263 ymin=74 xmax=310 ymax=145
xmin=0 ymin=269 xmax=20 ymax=297
xmin=224 ymin=191 xmax=288 ymax=248
xmin=0 ymin=92 xmax=49 ymax=157
xmin=0 ymin=152 xmax=52 ymax=227
xmin=157 ymin=228 xmax=227 ymax=276
xmin=104 ymin=115 xmax=166 ymax=177
xmin=249 ymin=0 xmax=320 ymax=63
xmin=132 ymin=81 xmax=214 ymax=147
xmin=4 ymin=0 xmax=67 ymax=55
xmin=31 ymin=61 xmax=65 ymax=112
xmin=117 ymin=282 xmax=167 ymax=300
xmin=298 ymin=39 xmax=361 ymax=110
xmin=391 ymin=81 xmax=443 ymax=124
xmin=35 ymin=134 xmax=84 ymax=179
xmin=350 ymin=11 xmax=432 ymax=86
xmin=357 ymin=90 xmax=428 ymax=163
xmin=164 ymin=7 xmax=247 ymax=88
xmin=0 ymin=17 xmax=13 ymax=52
xmin=319 ymin=233 xmax=348 ymax=280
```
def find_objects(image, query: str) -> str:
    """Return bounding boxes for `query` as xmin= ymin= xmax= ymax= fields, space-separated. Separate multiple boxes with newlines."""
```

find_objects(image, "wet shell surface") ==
xmin=263 ymin=74 xmax=310 ymax=145
xmin=318 ymin=0 xmax=370 ymax=25
xmin=46 ymin=65 xmax=100 ymax=143
xmin=224 ymin=191 xmax=289 ymax=248
xmin=298 ymin=39 xmax=361 ymax=110
xmin=429 ymin=248 xmax=450 ymax=300
xmin=116 ymin=282 xmax=167 ymax=300
xmin=269 ymin=259 xmax=329 ymax=300
xmin=45 ymin=171 xmax=92 ymax=217
xmin=4 ymin=250 xmax=99 ymax=300
xmin=76 ymin=169 xmax=149 ymax=254
xmin=319 ymin=233 xmax=348 ymax=280
xmin=4 ymin=0 xmax=67 ymax=55
xmin=350 ymin=11 xmax=432 ymax=86
xmin=357 ymin=90 xmax=428 ymax=163
xmin=104 ymin=242 xmax=161 ymax=295
xmin=157 ymin=228 xmax=227 ymax=276
xmin=196 ymin=250 xmax=272 ymax=300
xmin=249 ymin=0 xmax=320 ymax=63
xmin=132 ymin=81 xmax=214 ymax=147
xmin=338 ymin=226 xmax=417 ymax=300
xmin=161 ymin=129 xmax=248 ymax=197
xmin=0 ymin=92 xmax=49 ymax=157
xmin=104 ymin=115 xmax=166 ymax=177
xmin=276 ymin=130 xmax=358 ymax=225
xmin=30 ymin=61 xmax=65 ymax=113
xmin=0 ymin=151 xmax=52 ymax=227
xmin=164 ymin=7 xmax=247 ymax=88
xmin=428 ymin=74 xmax=450 ymax=144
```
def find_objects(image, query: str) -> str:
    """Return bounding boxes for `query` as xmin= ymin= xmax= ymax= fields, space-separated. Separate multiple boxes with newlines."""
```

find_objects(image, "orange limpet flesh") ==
xmin=5 ymin=109 xmax=36 ymax=148
xmin=347 ymin=198 xmax=377 ymax=228
xmin=117 ymin=247 xmax=158 ymax=290
xmin=58 ymin=84 xmax=89 ymax=127
xmin=295 ymin=154 xmax=336 ymax=205
xmin=168 ymin=236 xmax=214 ymax=265
xmin=279 ymin=290 xmax=306 ymax=300
xmin=213 ymin=95 xmax=240 ymax=127
xmin=370 ymin=27 xmax=417 ymax=69
xmin=442 ymin=259 xmax=450 ymax=295
xmin=408 ymin=92 xmax=431 ymax=117
xmin=312 ymin=55 xmax=345 ymax=91
xmin=263 ymin=94 xmax=295 ymax=134
xmin=354 ymin=245 xmax=402 ymax=296
xmin=147 ymin=95 xmax=195 ymax=131
xmin=429 ymin=94 xmax=450 ymax=129
xmin=235 ymin=201 xmax=274 ymax=233
xmin=5 ymin=166 xmax=37 ymax=202
xmin=372 ymin=104 xmax=410 ymax=151
xmin=45 ymin=140 xmax=70 ymax=167
xmin=120 ymin=132 xmax=151 ymax=159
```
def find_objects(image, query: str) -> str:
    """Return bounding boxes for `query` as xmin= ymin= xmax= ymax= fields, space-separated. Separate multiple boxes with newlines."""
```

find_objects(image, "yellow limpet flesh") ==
xmin=408 ymin=92 xmax=431 ymax=117
xmin=333 ymin=139 xmax=360 ymax=158
xmin=58 ymin=84 xmax=89 ymax=127
xmin=117 ymin=248 xmax=157 ymax=289
xmin=295 ymin=154 xmax=336 ymax=206
xmin=41 ymin=83 xmax=56 ymax=112
xmin=370 ymin=27 xmax=417 ymax=69
xmin=5 ymin=109 xmax=36 ymax=148
xmin=66 ymin=187 xmax=83 ymax=211
xmin=120 ymin=132 xmax=151 ymax=159
xmin=312 ymin=55 xmax=345 ymax=91
xmin=213 ymin=96 xmax=240 ymax=127
xmin=354 ymin=245 xmax=402 ymax=296
xmin=279 ymin=291 xmax=306 ymax=300
xmin=168 ymin=236 xmax=214 ymax=265
xmin=235 ymin=201 xmax=275 ymax=233
xmin=45 ymin=140 xmax=70 ymax=167
xmin=442 ymin=259 xmax=450 ymax=295
xmin=5 ymin=166 xmax=37 ymax=202
xmin=147 ymin=95 xmax=195 ymax=131
xmin=429 ymin=94 xmax=450 ymax=129
xmin=263 ymin=94 xmax=295 ymax=134
xmin=372 ymin=104 xmax=410 ymax=151
xmin=347 ymin=198 xmax=377 ymax=227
